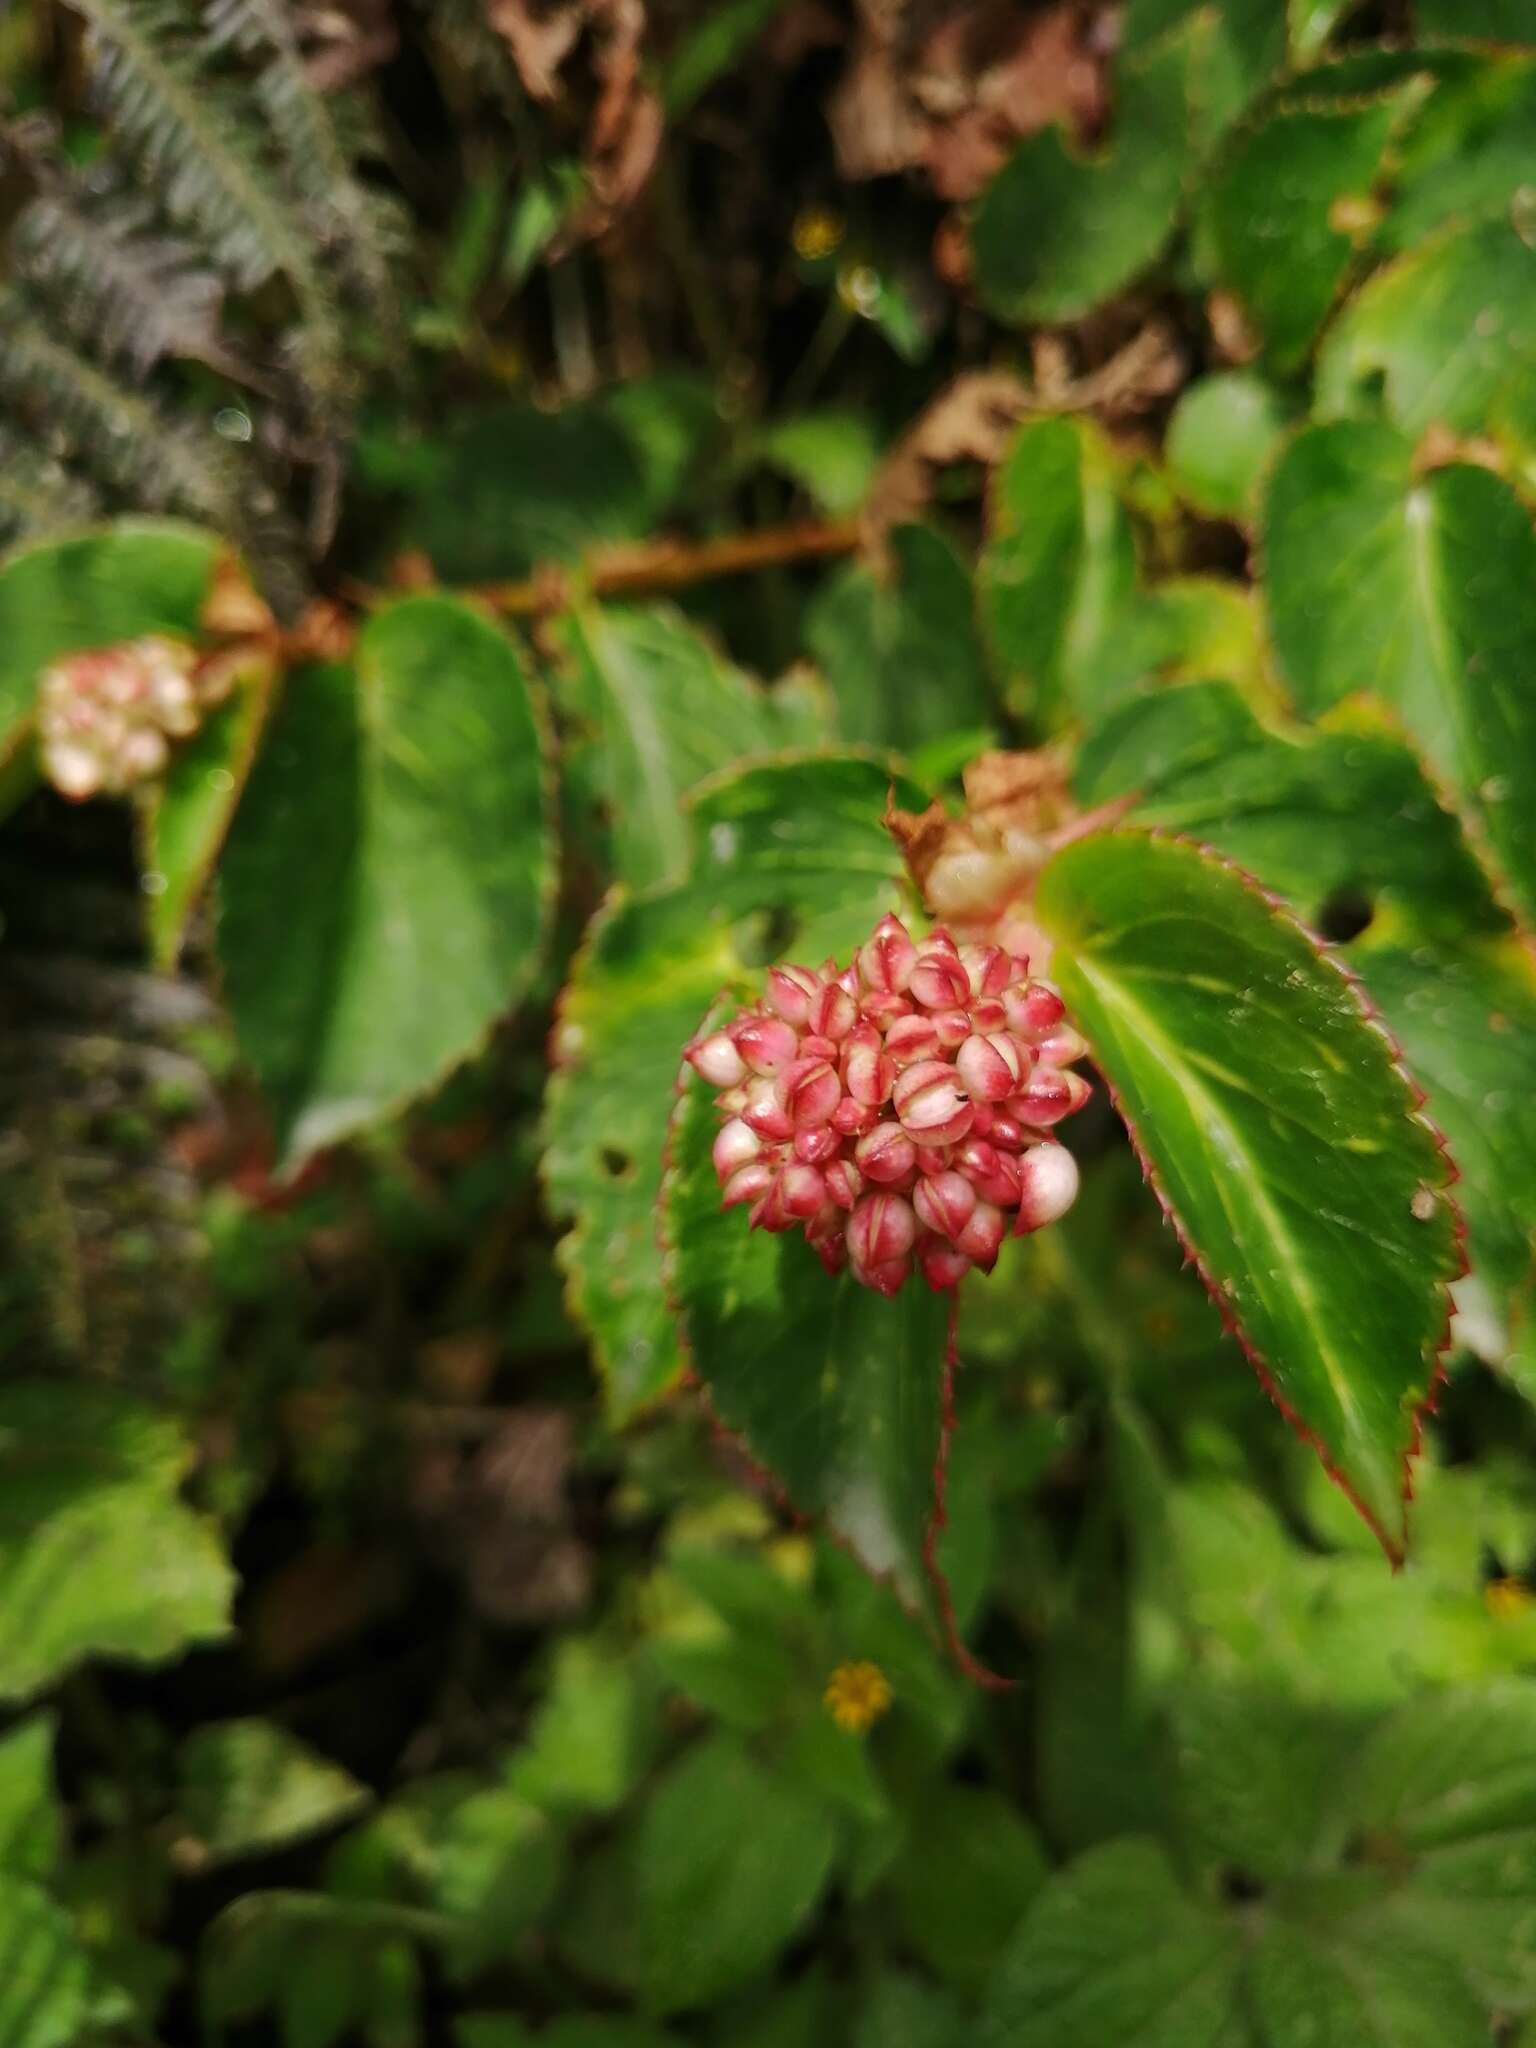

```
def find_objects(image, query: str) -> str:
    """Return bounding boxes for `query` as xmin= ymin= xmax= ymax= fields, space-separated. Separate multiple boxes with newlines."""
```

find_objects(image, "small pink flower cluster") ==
xmin=39 ymin=637 xmax=208 ymax=801
xmin=686 ymin=914 xmax=1090 ymax=1296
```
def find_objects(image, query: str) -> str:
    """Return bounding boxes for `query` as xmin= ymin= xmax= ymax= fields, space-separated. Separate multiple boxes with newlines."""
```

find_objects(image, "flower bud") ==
xmin=855 ymin=1121 xmax=917 ymax=1185
xmin=1015 ymin=1141 xmax=1080 ymax=1232
xmin=955 ymin=1201 xmax=1005 ymax=1270
xmin=779 ymin=1056 xmax=841 ymax=1129
xmin=1035 ymin=1025 xmax=1089 ymax=1069
xmin=959 ymin=944 xmax=1012 ymax=996
xmin=722 ymin=1161 xmax=773 ymax=1208
xmin=842 ymin=1026 xmax=895 ymax=1108
xmin=969 ymin=997 xmax=1008 ymax=1034
xmin=893 ymin=1061 xmax=972 ymax=1145
xmin=825 ymin=1159 xmax=863 ymax=1211
xmin=832 ymin=1097 xmax=876 ymax=1137
xmin=1011 ymin=1070 xmax=1092 ymax=1128
xmin=713 ymin=1117 xmax=761 ymax=1180
xmin=858 ymin=914 xmax=917 ymax=994
xmin=1003 ymin=981 xmax=1066 ymax=1039
xmin=795 ymin=1125 xmax=841 ymax=1164
xmin=971 ymin=1150 xmax=1022 ymax=1208
xmin=766 ymin=964 xmax=820 ymax=1026
xmin=743 ymin=1077 xmax=794 ymax=1141
xmin=848 ymin=1191 xmax=917 ymax=1273
xmin=690 ymin=1031 xmax=747 ymax=1089
xmin=931 ymin=1006 xmax=972 ymax=1050
xmin=808 ymin=982 xmax=859 ymax=1041
xmin=914 ymin=1170 xmax=977 ymax=1241
xmin=918 ymin=1234 xmax=972 ymax=1290
xmin=910 ymin=953 xmax=971 ymax=1010
xmin=956 ymin=1031 xmax=1024 ymax=1103
xmin=884 ymin=1014 xmax=940 ymax=1066
xmin=860 ymin=990 xmax=912 ymax=1029
xmin=988 ymin=1114 xmax=1026 ymax=1152
xmin=733 ymin=1015 xmax=799 ymax=1075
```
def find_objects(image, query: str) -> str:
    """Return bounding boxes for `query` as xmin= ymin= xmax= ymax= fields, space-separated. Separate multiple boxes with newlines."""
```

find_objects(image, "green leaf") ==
xmin=460 ymin=2018 xmax=680 ymax=2048
xmin=219 ymin=596 xmax=553 ymax=1167
xmin=979 ymin=417 xmax=1137 ymax=729
xmin=542 ymin=754 xmax=919 ymax=1421
xmin=1317 ymin=216 xmax=1536 ymax=462
xmin=665 ymin=1073 xmax=952 ymax=1605
xmin=1355 ymin=941 xmax=1536 ymax=1349
xmin=1248 ymin=1915 xmax=1488 ymax=2048
xmin=0 ymin=519 xmax=220 ymax=771
xmin=972 ymin=20 xmax=1197 ymax=323
xmin=1035 ymin=831 xmax=1462 ymax=1555
xmin=428 ymin=1789 xmax=565 ymax=1976
xmin=0 ymin=1383 xmax=234 ymax=1704
xmin=1265 ymin=418 xmax=1536 ymax=926
xmin=1379 ymin=60 xmax=1536 ymax=254
xmin=1415 ymin=0 xmax=1536 ymax=40
xmin=750 ymin=411 xmax=880 ymax=518
xmin=0 ymin=1876 xmax=96 ymax=2048
xmin=1074 ymin=681 xmax=1509 ymax=944
xmin=662 ymin=0 xmax=786 ymax=115
xmin=560 ymin=604 xmax=817 ymax=889
xmin=1198 ymin=87 xmax=1412 ymax=371
xmin=0 ymin=1717 xmax=61 ymax=1879
xmin=853 ymin=1973 xmax=965 ymax=2048
xmin=357 ymin=391 xmax=715 ymax=583
xmin=178 ymin=1720 xmax=371 ymax=1868
xmin=885 ymin=1782 xmax=1047 ymax=1990
xmin=142 ymin=655 xmax=275 ymax=970
xmin=634 ymin=1734 xmax=837 ymax=2014
xmin=807 ymin=525 xmax=994 ymax=751
xmin=1165 ymin=371 xmax=1292 ymax=520
xmin=981 ymin=1840 xmax=1244 ymax=2048
xmin=504 ymin=1640 xmax=655 ymax=1817
xmin=202 ymin=1893 xmax=428 ymax=2048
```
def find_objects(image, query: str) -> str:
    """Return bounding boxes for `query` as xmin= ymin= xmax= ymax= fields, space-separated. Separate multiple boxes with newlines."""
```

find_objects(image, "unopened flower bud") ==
xmin=1035 ymin=1025 xmax=1089 ymax=1069
xmin=723 ymin=1161 xmax=773 ymax=1208
xmin=795 ymin=1125 xmax=841 ymax=1164
xmin=691 ymin=1032 xmax=747 ymax=1089
xmin=825 ymin=1159 xmax=863 ymax=1211
xmin=914 ymin=1170 xmax=977 ymax=1241
xmin=856 ymin=1121 xmax=917 ymax=1185
xmin=1015 ymin=1141 xmax=1080 ymax=1232
xmin=808 ymin=982 xmax=859 ymax=1041
xmin=959 ymin=944 xmax=1012 ymax=997
xmin=848 ymin=1190 xmax=917 ymax=1274
xmin=733 ymin=1016 xmax=799 ymax=1075
xmin=766 ymin=964 xmax=821 ymax=1026
xmin=910 ymin=952 xmax=971 ymax=1010
xmin=858 ymin=914 xmax=917 ymax=994
xmin=1011 ymin=1070 xmax=1092 ymax=1128
xmin=832 ymin=1097 xmax=877 ymax=1137
xmin=779 ymin=1055 xmax=841 ymax=1129
xmin=955 ymin=1201 xmax=1005 ymax=1270
xmin=743 ymin=1077 xmax=794 ymax=1141
xmin=931 ymin=1007 xmax=972 ymax=1049
xmin=713 ymin=1117 xmax=760 ymax=1179
xmin=956 ymin=1031 xmax=1024 ymax=1103
xmin=893 ymin=1061 xmax=972 ymax=1144
xmin=860 ymin=990 xmax=912 ymax=1029
xmin=918 ymin=1234 xmax=972 ymax=1290
xmin=885 ymin=1014 xmax=940 ymax=1066
xmin=842 ymin=1033 xmax=894 ymax=1109
xmin=1003 ymin=981 xmax=1067 ymax=1039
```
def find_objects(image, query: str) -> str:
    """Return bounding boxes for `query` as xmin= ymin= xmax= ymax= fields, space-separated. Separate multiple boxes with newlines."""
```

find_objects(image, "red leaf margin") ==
xmin=1036 ymin=825 xmax=1469 ymax=1566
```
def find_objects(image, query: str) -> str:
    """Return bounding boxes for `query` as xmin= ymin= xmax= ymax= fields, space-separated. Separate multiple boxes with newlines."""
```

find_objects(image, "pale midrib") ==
xmin=1403 ymin=490 xmax=1480 ymax=800
xmin=601 ymin=629 xmax=691 ymax=879
xmin=1072 ymin=954 xmax=1365 ymax=1439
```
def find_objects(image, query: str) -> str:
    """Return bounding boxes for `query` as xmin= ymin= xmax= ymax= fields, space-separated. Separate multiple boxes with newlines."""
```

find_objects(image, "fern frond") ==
xmin=67 ymin=0 xmax=324 ymax=300
xmin=203 ymin=0 xmax=401 ymax=323
xmin=14 ymin=189 xmax=226 ymax=380
xmin=0 ymin=428 xmax=101 ymax=550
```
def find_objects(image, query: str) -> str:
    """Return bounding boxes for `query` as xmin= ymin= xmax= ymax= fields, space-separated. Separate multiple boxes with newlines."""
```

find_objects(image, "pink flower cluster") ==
xmin=685 ymin=914 xmax=1090 ymax=1296
xmin=38 ymin=637 xmax=210 ymax=801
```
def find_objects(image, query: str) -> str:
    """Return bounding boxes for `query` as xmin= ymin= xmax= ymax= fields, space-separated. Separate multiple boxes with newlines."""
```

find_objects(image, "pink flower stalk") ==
xmin=685 ymin=912 xmax=1091 ymax=1295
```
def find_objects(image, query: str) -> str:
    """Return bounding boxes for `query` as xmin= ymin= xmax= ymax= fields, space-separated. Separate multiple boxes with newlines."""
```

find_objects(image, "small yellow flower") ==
xmin=1486 ymin=1577 xmax=1533 ymax=1621
xmin=792 ymin=206 xmax=845 ymax=262
xmin=824 ymin=1659 xmax=893 ymax=1734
